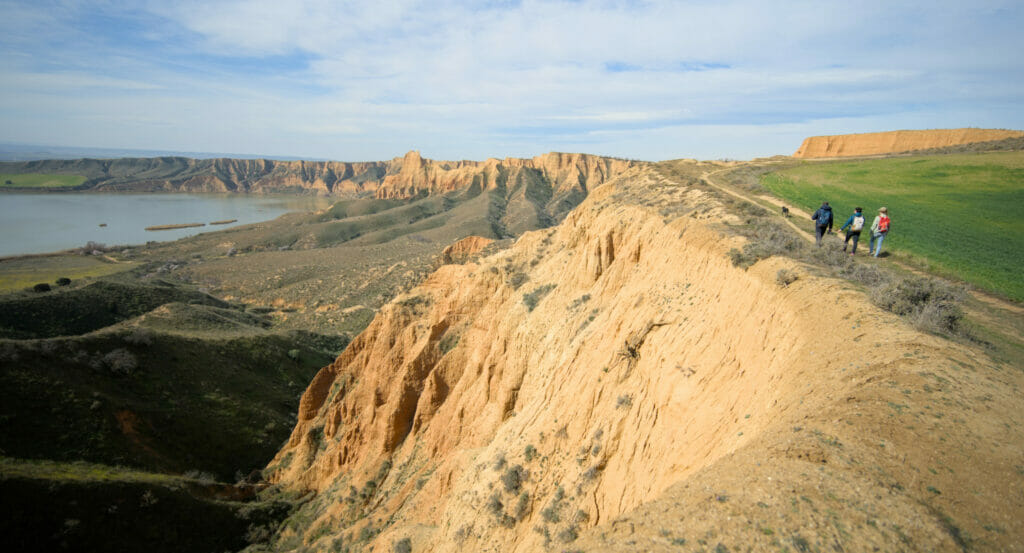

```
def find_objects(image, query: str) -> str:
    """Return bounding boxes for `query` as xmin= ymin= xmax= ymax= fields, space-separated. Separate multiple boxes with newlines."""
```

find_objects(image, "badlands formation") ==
xmin=0 ymin=151 xmax=633 ymax=198
xmin=262 ymin=163 xmax=1023 ymax=552
xmin=793 ymin=128 xmax=1024 ymax=158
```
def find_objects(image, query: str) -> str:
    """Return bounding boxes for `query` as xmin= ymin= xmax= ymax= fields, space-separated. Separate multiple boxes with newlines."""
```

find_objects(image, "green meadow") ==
xmin=762 ymin=152 xmax=1024 ymax=302
xmin=1 ymin=173 xmax=86 ymax=188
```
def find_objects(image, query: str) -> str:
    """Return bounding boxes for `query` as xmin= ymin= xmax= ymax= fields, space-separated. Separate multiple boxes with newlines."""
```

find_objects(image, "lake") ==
xmin=0 ymin=193 xmax=334 ymax=257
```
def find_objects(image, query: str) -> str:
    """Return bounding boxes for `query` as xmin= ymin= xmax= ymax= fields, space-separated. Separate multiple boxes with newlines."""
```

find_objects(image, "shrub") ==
xmin=776 ymin=269 xmax=798 ymax=287
xmin=32 ymin=283 xmax=52 ymax=293
xmin=514 ymin=492 xmax=531 ymax=521
xmin=558 ymin=526 xmax=579 ymax=543
xmin=56 ymin=277 xmax=72 ymax=286
xmin=102 ymin=348 xmax=137 ymax=375
xmin=871 ymin=276 xmax=966 ymax=334
xmin=501 ymin=465 xmax=526 ymax=493
xmin=615 ymin=395 xmax=633 ymax=409
xmin=507 ymin=271 xmax=529 ymax=290
xmin=439 ymin=331 xmax=460 ymax=354
xmin=123 ymin=329 xmax=154 ymax=346
xmin=524 ymin=444 xmax=537 ymax=462
xmin=522 ymin=284 xmax=556 ymax=311
xmin=487 ymin=492 xmax=504 ymax=515
xmin=393 ymin=537 xmax=412 ymax=553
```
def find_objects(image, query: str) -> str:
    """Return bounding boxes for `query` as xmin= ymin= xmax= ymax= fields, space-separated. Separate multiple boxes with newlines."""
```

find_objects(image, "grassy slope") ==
xmin=0 ymin=458 xmax=295 ymax=553
xmin=1 ymin=173 xmax=86 ymax=188
xmin=0 ymin=255 xmax=135 ymax=292
xmin=762 ymin=152 xmax=1024 ymax=301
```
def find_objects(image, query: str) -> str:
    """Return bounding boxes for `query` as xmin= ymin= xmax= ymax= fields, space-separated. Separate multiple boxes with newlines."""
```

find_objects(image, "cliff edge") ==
xmin=259 ymin=163 xmax=1023 ymax=552
xmin=793 ymin=128 xmax=1024 ymax=158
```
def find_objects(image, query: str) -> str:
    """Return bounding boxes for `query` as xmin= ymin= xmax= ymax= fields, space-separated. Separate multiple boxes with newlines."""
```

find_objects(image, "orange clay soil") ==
xmin=794 ymin=128 xmax=1024 ymax=158
xmin=263 ymin=164 xmax=1023 ymax=552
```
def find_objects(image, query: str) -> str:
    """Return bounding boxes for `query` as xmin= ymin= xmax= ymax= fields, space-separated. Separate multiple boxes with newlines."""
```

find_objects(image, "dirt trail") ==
xmin=697 ymin=166 xmax=1024 ymax=321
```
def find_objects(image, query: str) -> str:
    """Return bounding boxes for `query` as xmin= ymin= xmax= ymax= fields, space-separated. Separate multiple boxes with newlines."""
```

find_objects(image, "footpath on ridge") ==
xmin=691 ymin=165 xmax=1024 ymax=324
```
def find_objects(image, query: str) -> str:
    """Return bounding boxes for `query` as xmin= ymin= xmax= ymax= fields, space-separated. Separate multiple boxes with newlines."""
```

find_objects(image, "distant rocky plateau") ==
xmin=793 ymin=127 xmax=1024 ymax=158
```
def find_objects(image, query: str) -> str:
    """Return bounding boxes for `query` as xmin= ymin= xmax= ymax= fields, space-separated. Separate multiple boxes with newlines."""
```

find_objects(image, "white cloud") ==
xmin=0 ymin=0 xmax=1022 ymax=160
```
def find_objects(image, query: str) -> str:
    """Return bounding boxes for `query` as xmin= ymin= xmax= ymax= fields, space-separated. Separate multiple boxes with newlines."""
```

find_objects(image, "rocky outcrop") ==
xmin=440 ymin=236 xmax=494 ymax=264
xmin=261 ymin=164 xmax=1024 ymax=552
xmin=0 ymin=152 xmax=634 ymax=199
xmin=793 ymin=128 xmax=1024 ymax=158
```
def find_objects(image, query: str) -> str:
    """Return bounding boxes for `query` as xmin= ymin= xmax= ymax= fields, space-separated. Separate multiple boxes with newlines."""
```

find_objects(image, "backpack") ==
xmin=851 ymin=215 xmax=865 ymax=231
xmin=879 ymin=216 xmax=890 ymax=232
xmin=816 ymin=209 xmax=831 ymax=226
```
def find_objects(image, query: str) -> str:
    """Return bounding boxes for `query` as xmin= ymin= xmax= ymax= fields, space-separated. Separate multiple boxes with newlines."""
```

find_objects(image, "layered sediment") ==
xmin=0 ymin=151 xmax=634 ymax=199
xmin=793 ymin=128 xmax=1024 ymax=158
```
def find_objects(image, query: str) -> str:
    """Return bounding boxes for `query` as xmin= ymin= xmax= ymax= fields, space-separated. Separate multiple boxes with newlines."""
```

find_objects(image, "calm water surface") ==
xmin=0 ymin=193 xmax=333 ymax=257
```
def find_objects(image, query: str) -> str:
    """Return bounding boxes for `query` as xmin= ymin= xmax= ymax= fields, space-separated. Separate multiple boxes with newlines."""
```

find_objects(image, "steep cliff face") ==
xmin=0 ymin=152 xmax=633 ymax=200
xmin=793 ymin=128 xmax=1024 ymax=158
xmin=262 ymin=165 xmax=1023 ymax=552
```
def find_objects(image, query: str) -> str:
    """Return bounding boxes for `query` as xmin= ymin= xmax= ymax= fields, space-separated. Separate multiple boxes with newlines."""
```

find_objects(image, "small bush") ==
xmin=102 ymin=348 xmax=138 ymax=375
xmin=776 ymin=269 xmax=798 ymax=287
xmin=558 ymin=526 xmax=579 ymax=543
xmin=123 ymin=329 xmax=154 ymax=346
xmin=501 ymin=465 xmax=527 ymax=493
xmin=515 ymin=492 xmax=531 ymax=521
xmin=524 ymin=444 xmax=537 ymax=462
xmin=871 ymin=276 xmax=966 ymax=334
xmin=56 ymin=277 xmax=72 ymax=286
xmin=439 ymin=330 xmax=460 ymax=353
xmin=393 ymin=537 xmax=412 ymax=553
xmin=32 ymin=283 xmax=52 ymax=293
xmin=487 ymin=492 xmax=504 ymax=515
xmin=522 ymin=284 xmax=556 ymax=312
xmin=616 ymin=395 xmax=633 ymax=409
xmin=507 ymin=271 xmax=529 ymax=290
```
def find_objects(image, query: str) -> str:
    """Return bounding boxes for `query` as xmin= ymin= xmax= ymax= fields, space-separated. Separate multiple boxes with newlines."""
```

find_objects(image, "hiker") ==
xmin=869 ymin=207 xmax=890 ymax=257
xmin=810 ymin=202 xmax=833 ymax=247
xmin=838 ymin=207 xmax=866 ymax=255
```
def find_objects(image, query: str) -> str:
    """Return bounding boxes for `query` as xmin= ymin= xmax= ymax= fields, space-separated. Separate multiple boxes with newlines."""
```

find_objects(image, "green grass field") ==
xmin=0 ymin=173 xmax=87 ymax=188
xmin=0 ymin=255 xmax=135 ymax=292
xmin=762 ymin=152 xmax=1024 ymax=302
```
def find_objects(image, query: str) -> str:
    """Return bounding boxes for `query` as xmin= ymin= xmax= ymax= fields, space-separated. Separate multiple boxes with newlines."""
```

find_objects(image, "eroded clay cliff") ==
xmin=261 ymin=164 xmax=1024 ymax=552
xmin=0 ymin=152 xmax=634 ymax=200
xmin=793 ymin=128 xmax=1024 ymax=158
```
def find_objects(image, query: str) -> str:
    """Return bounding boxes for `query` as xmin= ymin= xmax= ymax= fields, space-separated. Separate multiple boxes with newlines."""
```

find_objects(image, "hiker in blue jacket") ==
xmin=811 ymin=202 xmax=833 ymax=247
xmin=838 ymin=207 xmax=866 ymax=255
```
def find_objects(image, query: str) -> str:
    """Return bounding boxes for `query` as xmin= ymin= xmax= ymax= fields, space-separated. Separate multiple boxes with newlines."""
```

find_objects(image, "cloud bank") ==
xmin=1 ymin=0 xmax=1021 ymax=160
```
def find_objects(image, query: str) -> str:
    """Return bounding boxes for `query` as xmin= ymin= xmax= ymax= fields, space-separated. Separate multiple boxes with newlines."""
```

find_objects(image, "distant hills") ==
xmin=0 ymin=150 xmax=635 ymax=201
xmin=0 ymin=143 xmax=312 ymax=162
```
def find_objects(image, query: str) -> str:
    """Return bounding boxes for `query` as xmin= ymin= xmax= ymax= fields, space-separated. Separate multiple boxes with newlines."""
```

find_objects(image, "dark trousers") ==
xmin=843 ymin=231 xmax=861 ymax=253
xmin=815 ymin=224 xmax=828 ymax=246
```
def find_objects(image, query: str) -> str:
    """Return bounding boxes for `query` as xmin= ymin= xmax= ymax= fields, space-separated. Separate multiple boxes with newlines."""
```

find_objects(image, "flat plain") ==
xmin=1 ymin=172 xmax=86 ymax=188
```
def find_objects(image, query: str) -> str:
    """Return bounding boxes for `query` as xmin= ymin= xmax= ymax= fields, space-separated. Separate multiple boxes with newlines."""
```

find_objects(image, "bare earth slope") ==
xmin=258 ymin=164 xmax=1023 ymax=552
xmin=793 ymin=128 xmax=1024 ymax=158
xmin=0 ymin=151 xmax=633 ymax=198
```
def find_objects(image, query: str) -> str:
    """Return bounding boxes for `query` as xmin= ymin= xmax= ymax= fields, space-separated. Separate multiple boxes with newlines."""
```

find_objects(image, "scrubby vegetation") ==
xmin=727 ymin=217 xmax=968 ymax=336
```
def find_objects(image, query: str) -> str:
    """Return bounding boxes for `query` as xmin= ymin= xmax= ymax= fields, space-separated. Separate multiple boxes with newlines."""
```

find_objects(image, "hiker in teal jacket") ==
xmin=811 ymin=202 xmax=833 ymax=247
xmin=838 ymin=207 xmax=866 ymax=255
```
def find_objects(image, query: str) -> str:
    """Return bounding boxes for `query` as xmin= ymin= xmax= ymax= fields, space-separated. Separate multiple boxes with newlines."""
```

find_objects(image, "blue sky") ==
xmin=1 ymin=0 xmax=1022 ymax=161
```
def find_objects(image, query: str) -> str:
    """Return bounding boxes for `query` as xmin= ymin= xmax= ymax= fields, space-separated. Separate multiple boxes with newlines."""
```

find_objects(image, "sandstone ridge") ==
xmin=793 ymin=128 xmax=1024 ymax=158
xmin=0 ymin=151 xmax=634 ymax=198
xmin=262 ymin=163 xmax=1023 ymax=552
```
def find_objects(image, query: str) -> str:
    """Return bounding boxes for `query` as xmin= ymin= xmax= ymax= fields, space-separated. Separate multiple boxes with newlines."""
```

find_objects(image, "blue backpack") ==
xmin=816 ymin=209 xmax=831 ymax=226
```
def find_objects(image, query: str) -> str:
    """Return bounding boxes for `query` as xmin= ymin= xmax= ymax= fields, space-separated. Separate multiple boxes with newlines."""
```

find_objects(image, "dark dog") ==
xmin=781 ymin=206 xmax=790 ymax=217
